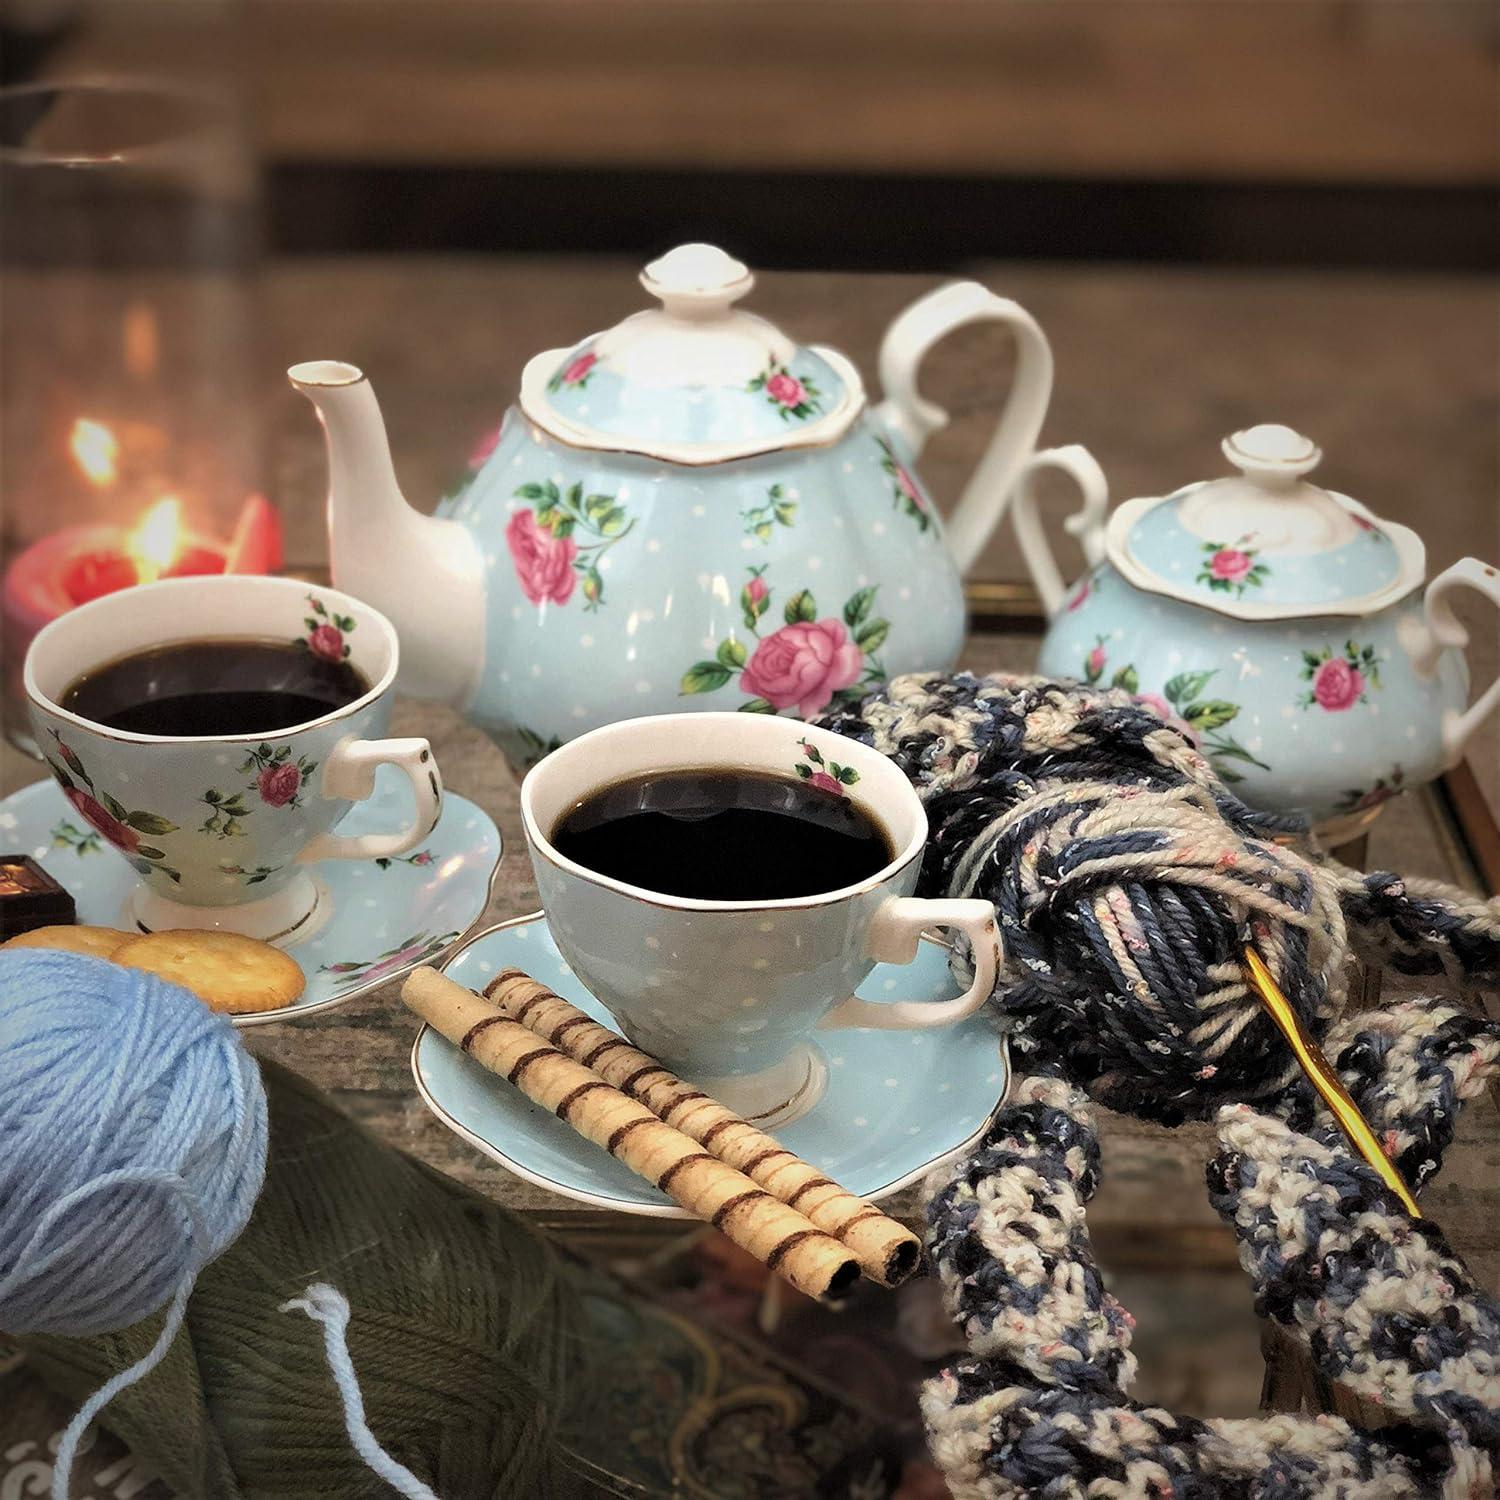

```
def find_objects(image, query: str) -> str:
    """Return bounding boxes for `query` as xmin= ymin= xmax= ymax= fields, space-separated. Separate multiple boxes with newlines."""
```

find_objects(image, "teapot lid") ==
xmin=517 ymin=244 xmax=864 ymax=464
xmin=1104 ymin=423 xmax=1426 ymax=619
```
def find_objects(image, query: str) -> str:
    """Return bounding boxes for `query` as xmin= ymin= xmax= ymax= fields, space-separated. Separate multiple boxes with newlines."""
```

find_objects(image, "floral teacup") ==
xmin=24 ymin=574 xmax=443 ymax=942
xmin=520 ymin=711 xmax=1001 ymax=1126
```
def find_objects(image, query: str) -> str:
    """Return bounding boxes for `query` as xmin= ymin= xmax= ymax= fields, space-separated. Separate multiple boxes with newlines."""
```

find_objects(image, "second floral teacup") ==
xmin=521 ymin=711 xmax=1001 ymax=1126
xmin=25 ymin=574 xmax=443 ymax=942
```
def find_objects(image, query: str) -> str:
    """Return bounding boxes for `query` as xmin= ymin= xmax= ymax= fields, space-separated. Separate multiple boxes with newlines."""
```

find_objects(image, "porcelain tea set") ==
xmin=290 ymin=241 xmax=1499 ymax=837
xmin=10 ymin=243 xmax=1498 ymax=1208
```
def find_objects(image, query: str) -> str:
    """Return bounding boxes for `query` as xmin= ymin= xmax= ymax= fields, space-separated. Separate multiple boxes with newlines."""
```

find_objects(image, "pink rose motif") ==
xmin=1208 ymin=548 xmax=1253 ymax=583
xmin=1065 ymin=580 xmax=1091 ymax=613
xmin=411 ymin=850 xmax=435 ymax=866
xmin=745 ymin=574 xmax=768 ymax=607
xmin=807 ymin=770 xmax=845 ymax=796
xmin=894 ymin=464 xmax=924 ymax=508
xmin=308 ymin=622 xmax=345 ymax=662
xmin=65 ymin=787 xmax=138 ymax=854
xmin=364 ymin=941 xmax=432 ymax=982
xmin=1312 ymin=657 xmax=1364 ymax=712
xmin=561 ymin=352 xmax=596 ymax=386
xmin=1136 ymin=692 xmax=1199 ymax=743
xmin=740 ymin=619 xmax=864 ymax=717
xmin=765 ymin=372 xmax=806 ymax=408
xmin=257 ymin=762 xmax=302 ymax=807
xmin=506 ymin=510 xmax=578 ymax=606
xmin=1086 ymin=644 xmax=1107 ymax=679
xmin=468 ymin=424 xmax=503 ymax=469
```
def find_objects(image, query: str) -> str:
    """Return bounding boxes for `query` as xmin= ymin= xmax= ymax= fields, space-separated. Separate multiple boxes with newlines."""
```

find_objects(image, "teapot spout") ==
xmin=289 ymin=361 xmax=484 ymax=707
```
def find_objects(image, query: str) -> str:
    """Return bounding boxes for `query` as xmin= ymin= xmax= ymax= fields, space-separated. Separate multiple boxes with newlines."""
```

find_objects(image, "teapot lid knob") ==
xmin=1222 ymin=423 xmax=1323 ymax=488
xmin=641 ymin=243 xmax=754 ymax=318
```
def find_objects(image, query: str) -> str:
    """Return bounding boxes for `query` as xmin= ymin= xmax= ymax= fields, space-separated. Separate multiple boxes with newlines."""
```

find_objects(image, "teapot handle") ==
xmin=874 ymin=281 xmax=1053 ymax=575
xmin=1420 ymin=557 xmax=1500 ymax=764
xmin=1009 ymin=445 xmax=1110 ymax=616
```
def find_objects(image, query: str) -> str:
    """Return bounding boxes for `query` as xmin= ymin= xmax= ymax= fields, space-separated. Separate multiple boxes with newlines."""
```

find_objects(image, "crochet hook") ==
xmin=1242 ymin=947 xmax=1422 ymax=1219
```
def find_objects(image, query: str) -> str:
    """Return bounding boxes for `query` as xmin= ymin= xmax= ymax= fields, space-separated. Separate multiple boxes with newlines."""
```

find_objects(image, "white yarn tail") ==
xmin=52 ymin=1281 xmax=192 ymax=1500
xmin=281 ymin=1282 xmax=440 ymax=1500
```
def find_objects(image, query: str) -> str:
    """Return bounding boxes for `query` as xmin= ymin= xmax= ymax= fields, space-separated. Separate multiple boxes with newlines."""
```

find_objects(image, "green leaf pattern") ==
xmin=49 ymin=819 xmax=102 ymax=857
xmin=875 ymin=437 xmax=932 ymax=533
xmin=1299 ymin=640 xmax=1383 ymax=712
xmin=1159 ymin=668 xmax=1271 ymax=783
xmin=41 ymin=730 xmax=182 ymax=883
xmin=678 ymin=566 xmax=891 ymax=714
xmin=512 ymin=479 xmax=635 ymax=612
xmin=1194 ymin=536 xmax=1270 ymax=597
xmin=741 ymin=483 xmax=797 ymax=542
xmin=793 ymin=738 xmax=860 ymax=795
xmin=1335 ymin=766 xmax=1405 ymax=815
xmin=318 ymin=929 xmax=461 ymax=990
xmin=200 ymin=743 xmax=320 ymax=837
xmin=746 ymin=364 xmax=823 ymax=421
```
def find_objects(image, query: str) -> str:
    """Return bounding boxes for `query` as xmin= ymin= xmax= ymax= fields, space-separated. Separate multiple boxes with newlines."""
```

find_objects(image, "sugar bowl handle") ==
xmin=1420 ymin=558 xmax=1500 ymax=764
xmin=874 ymin=282 xmax=1054 ymax=575
xmin=1009 ymin=444 xmax=1111 ymax=616
xmin=299 ymin=736 xmax=444 ymax=863
xmin=820 ymin=896 xmax=1000 ymax=1031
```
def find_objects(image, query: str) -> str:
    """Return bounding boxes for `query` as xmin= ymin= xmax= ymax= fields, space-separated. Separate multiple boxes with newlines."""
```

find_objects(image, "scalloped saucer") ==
xmin=0 ymin=768 xmax=502 ymax=1027
xmin=411 ymin=912 xmax=1009 ymax=1217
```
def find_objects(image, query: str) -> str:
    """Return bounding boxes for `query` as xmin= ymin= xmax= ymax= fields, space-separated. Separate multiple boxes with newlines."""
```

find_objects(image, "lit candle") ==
xmin=2 ymin=416 xmax=284 ymax=725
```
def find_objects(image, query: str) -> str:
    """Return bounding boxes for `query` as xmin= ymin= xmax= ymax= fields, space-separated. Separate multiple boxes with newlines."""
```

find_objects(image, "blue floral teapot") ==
xmin=291 ymin=244 xmax=1096 ymax=770
xmin=1017 ymin=422 xmax=1500 ymax=836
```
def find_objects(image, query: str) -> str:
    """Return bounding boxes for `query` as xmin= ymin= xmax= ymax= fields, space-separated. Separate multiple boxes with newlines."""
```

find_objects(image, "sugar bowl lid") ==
xmin=517 ymin=243 xmax=864 ymax=464
xmin=1103 ymin=424 xmax=1426 ymax=619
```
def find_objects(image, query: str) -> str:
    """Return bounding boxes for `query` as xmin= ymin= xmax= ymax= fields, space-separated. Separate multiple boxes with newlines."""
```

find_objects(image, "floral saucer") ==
xmin=412 ymin=913 xmax=1009 ymax=1216
xmin=0 ymin=769 xmax=502 ymax=1027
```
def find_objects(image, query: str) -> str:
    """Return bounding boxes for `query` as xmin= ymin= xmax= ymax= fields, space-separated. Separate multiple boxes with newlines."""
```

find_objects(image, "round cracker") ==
xmin=3 ymin=924 xmax=131 ymax=959
xmin=115 ymin=928 xmax=306 ymax=1015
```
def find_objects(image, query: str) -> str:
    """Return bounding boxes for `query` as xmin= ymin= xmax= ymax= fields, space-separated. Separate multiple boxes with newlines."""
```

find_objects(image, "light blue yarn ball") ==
xmin=0 ymin=948 xmax=268 ymax=1337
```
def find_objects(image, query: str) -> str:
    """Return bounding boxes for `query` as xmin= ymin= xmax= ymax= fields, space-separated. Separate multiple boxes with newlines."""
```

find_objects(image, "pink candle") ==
xmin=3 ymin=494 xmax=283 ymax=713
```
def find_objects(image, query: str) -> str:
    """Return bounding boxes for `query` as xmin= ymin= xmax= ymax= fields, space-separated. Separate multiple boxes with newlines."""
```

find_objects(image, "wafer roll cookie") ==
xmin=402 ymin=968 xmax=859 ymax=1301
xmin=485 ymin=967 xmax=921 ymax=1286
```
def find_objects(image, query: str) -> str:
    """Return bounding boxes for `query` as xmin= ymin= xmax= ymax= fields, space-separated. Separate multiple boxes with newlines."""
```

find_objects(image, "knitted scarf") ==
xmin=825 ymin=672 xmax=1500 ymax=1498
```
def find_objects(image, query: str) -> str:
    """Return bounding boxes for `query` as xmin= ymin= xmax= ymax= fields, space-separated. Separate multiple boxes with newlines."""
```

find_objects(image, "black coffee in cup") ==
xmin=549 ymin=768 xmax=894 ymax=901
xmin=61 ymin=638 xmax=370 ymax=737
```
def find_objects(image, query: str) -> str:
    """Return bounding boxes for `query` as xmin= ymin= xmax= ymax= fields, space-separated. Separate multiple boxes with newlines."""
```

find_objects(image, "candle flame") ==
xmin=128 ymin=497 xmax=184 ymax=583
xmin=70 ymin=419 xmax=120 ymax=487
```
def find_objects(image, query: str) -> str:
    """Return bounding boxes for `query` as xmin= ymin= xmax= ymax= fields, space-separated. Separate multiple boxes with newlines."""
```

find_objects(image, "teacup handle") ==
xmin=298 ymin=736 xmax=444 ymax=863
xmin=820 ymin=896 xmax=1000 ymax=1031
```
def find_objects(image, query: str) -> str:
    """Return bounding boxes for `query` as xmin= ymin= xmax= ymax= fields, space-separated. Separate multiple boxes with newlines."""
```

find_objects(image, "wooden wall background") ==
xmin=46 ymin=1 xmax=1499 ymax=185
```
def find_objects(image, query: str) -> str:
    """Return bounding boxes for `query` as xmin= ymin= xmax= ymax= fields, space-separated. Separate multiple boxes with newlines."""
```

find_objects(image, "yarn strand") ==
xmin=281 ymin=1283 xmax=440 ymax=1500
xmin=51 ymin=1280 xmax=193 ymax=1500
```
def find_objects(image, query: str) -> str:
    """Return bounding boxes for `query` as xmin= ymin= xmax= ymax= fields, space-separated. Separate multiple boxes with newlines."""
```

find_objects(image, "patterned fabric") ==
xmin=823 ymin=672 xmax=1500 ymax=1497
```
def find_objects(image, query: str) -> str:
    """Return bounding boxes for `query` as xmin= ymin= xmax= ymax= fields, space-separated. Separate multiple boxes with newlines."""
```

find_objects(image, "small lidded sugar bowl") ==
xmin=1019 ymin=422 xmax=1500 ymax=836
